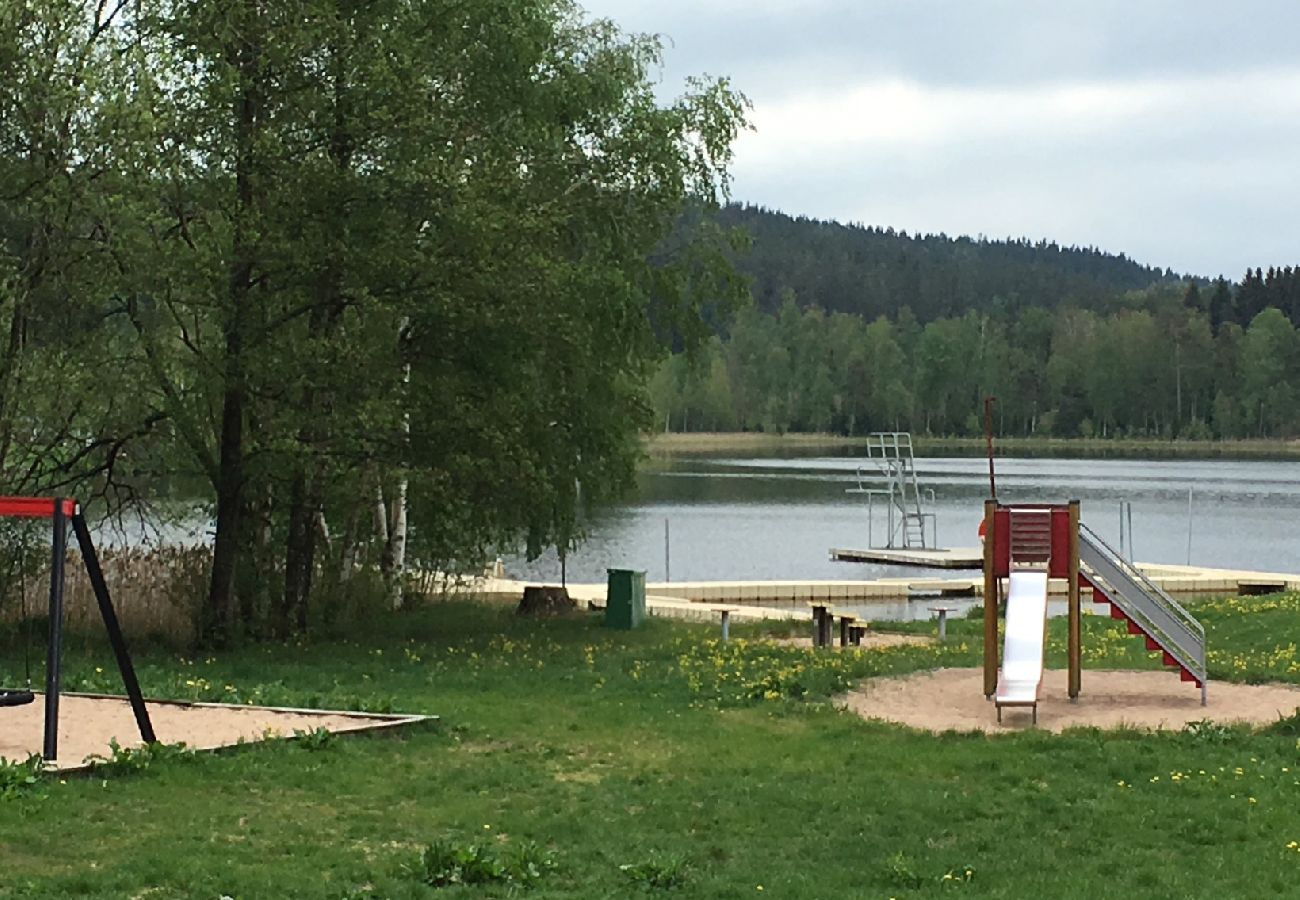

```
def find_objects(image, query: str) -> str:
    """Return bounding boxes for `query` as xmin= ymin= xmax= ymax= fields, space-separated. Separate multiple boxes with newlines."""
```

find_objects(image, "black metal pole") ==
xmin=43 ymin=499 xmax=67 ymax=761
xmin=71 ymin=512 xmax=156 ymax=745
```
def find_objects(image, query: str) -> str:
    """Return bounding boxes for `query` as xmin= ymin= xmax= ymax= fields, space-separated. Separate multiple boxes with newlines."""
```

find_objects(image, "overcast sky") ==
xmin=579 ymin=1 xmax=1300 ymax=279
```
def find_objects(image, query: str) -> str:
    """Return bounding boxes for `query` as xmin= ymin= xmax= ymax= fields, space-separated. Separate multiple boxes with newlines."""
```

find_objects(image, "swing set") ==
xmin=0 ymin=497 xmax=155 ymax=762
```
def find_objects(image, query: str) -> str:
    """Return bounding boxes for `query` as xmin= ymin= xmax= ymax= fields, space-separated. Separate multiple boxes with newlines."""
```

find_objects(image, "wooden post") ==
xmin=1068 ymin=499 xmax=1081 ymax=700
xmin=811 ymin=605 xmax=830 ymax=648
xmin=983 ymin=499 xmax=997 ymax=699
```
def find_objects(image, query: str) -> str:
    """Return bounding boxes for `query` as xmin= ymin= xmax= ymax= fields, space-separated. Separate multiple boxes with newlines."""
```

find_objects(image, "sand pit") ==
xmin=839 ymin=668 xmax=1300 ymax=733
xmin=0 ymin=693 xmax=430 ymax=770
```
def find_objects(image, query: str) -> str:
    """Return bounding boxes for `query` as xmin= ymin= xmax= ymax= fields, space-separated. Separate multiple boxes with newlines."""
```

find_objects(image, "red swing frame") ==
xmin=0 ymin=496 xmax=156 ymax=762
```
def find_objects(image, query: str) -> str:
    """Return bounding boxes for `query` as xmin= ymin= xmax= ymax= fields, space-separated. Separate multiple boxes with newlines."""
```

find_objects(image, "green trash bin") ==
xmin=606 ymin=569 xmax=646 ymax=630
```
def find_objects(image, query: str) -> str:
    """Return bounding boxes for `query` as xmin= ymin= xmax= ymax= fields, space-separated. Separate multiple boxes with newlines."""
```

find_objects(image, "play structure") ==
xmin=982 ymin=499 xmax=1208 ymax=723
xmin=0 ymin=497 xmax=155 ymax=762
xmin=845 ymin=432 xmax=937 ymax=549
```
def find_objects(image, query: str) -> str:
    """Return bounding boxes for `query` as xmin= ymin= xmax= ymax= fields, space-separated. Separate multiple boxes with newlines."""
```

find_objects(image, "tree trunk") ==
xmin=206 ymin=4 xmax=261 ymax=644
xmin=208 ymin=356 xmax=245 ymax=641
xmin=385 ymin=319 xmax=412 ymax=609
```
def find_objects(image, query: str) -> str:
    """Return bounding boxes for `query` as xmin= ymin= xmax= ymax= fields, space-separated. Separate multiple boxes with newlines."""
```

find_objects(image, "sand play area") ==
xmin=0 ymin=693 xmax=429 ymax=769
xmin=840 ymin=668 xmax=1300 ymax=733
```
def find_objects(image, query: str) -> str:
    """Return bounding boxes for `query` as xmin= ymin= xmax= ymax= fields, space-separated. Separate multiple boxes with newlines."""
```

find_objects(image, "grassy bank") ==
xmin=0 ymin=598 xmax=1298 ymax=897
xmin=645 ymin=431 xmax=1300 ymax=460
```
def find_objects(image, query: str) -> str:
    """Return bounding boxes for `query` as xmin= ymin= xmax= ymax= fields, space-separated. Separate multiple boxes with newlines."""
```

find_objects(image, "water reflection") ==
xmin=505 ymin=455 xmax=1300 ymax=588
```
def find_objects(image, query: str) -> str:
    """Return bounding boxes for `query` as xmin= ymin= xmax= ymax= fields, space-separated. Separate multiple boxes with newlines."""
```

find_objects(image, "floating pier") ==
xmin=830 ymin=546 xmax=984 ymax=569
xmin=460 ymin=561 xmax=1300 ymax=622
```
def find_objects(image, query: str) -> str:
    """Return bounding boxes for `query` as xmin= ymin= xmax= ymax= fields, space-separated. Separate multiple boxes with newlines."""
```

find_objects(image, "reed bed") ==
xmin=0 ymin=546 xmax=208 ymax=645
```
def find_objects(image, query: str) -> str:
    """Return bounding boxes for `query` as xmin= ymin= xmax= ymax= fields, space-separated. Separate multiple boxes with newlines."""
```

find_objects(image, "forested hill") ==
xmin=719 ymin=204 xmax=1181 ymax=321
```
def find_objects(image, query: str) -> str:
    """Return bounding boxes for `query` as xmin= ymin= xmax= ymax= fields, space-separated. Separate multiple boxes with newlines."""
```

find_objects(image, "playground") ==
xmin=1 ymin=479 xmax=1299 ymax=894
xmin=841 ymin=668 xmax=1300 ymax=733
xmin=0 ymin=693 xmax=422 ymax=770
xmin=0 ymin=496 xmax=427 ymax=769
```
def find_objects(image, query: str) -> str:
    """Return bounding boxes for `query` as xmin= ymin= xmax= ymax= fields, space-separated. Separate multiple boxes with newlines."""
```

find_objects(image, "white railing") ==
xmin=1079 ymin=523 xmax=1206 ymax=701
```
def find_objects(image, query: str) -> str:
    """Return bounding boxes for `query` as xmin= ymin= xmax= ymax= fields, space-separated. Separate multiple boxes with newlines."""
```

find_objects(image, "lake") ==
xmin=504 ymin=454 xmax=1300 ymax=589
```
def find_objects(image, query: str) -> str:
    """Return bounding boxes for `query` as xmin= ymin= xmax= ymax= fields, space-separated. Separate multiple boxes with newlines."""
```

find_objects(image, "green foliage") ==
xmin=0 ymin=753 xmax=45 ymax=801
xmin=651 ymin=288 xmax=1300 ymax=439
xmin=291 ymin=727 xmax=337 ymax=752
xmin=411 ymin=837 xmax=556 ymax=888
xmin=620 ymin=853 xmax=690 ymax=891
xmin=1182 ymin=719 xmax=1239 ymax=745
xmin=883 ymin=851 xmax=924 ymax=889
xmin=1 ymin=0 xmax=750 ymax=643
xmin=82 ymin=739 xmax=196 ymax=776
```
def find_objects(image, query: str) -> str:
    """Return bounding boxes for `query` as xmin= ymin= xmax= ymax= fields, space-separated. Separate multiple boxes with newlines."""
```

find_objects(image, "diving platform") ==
xmin=830 ymin=546 xmax=984 ymax=569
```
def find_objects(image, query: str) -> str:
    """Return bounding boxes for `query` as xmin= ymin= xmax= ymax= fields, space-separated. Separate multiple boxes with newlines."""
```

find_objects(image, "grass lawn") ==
xmin=0 ymin=596 xmax=1298 ymax=898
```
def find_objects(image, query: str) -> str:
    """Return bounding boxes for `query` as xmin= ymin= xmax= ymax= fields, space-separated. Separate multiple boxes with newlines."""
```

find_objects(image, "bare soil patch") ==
xmin=0 ymin=693 xmax=426 ymax=769
xmin=839 ymin=668 xmax=1300 ymax=733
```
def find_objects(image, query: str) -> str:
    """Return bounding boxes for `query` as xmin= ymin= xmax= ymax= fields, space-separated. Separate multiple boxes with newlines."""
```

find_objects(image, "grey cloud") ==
xmin=586 ymin=1 xmax=1300 ymax=97
xmin=580 ymin=1 xmax=1300 ymax=275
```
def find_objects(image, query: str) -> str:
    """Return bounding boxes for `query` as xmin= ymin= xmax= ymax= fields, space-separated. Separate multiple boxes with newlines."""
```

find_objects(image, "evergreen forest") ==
xmin=651 ymin=206 xmax=1299 ymax=439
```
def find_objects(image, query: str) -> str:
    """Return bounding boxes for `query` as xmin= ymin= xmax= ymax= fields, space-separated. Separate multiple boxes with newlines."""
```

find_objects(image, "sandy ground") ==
xmin=769 ymin=633 xmax=932 ymax=650
xmin=839 ymin=668 xmax=1300 ymax=733
xmin=0 ymin=694 xmax=418 ymax=769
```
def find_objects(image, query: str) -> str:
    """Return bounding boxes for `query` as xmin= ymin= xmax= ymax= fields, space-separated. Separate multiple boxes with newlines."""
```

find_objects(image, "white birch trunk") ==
xmin=373 ymin=481 xmax=389 ymax=548
xmin=386 ymin=317 xmax=412 ymax=609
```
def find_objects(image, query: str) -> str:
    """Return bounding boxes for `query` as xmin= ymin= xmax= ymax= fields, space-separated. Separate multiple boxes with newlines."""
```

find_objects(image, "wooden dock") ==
xmin=453 ymin=560 xmax=1300 ymax=621
xmin=830 ymin=546 xmax=984 ymax=569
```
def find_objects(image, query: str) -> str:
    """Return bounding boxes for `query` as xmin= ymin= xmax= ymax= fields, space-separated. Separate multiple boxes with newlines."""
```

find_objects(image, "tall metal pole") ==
xmin=664 ymin=518 xmax=670 ymax=583
xmin=43 ymin=498 xmax=67 ymax=762
xmin=72 ymin=511 xmax=156 ymax=745
xmin=1127 ymin=502 xmax=1135 ymax=560
xmin=983 ymin=396 xmax=998 ymax=502
xmin=1186 ymin=487 xmax=1193 ymax=565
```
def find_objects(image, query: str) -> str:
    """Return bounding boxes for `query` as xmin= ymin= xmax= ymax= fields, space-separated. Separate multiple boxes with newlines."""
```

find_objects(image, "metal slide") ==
xmin=995 ymin=570 xmax=1049 ymax=722
xmin=1079 ymin=524 xmax=1208 ymax=704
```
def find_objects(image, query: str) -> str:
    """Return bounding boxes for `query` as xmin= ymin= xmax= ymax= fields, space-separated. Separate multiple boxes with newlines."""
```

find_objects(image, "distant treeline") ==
xmin=718 ymin=204 xmax=1184 ymax=323
xmin=650 ymin=281 xmax=1300 ymax=439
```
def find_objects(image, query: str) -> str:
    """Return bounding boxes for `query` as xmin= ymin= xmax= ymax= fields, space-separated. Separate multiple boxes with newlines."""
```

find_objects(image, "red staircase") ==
xmin=1080 ymin=525 xmax=1207 ymax=704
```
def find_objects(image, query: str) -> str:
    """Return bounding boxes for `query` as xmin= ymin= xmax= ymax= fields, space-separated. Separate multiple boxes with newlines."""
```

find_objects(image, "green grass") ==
xmin=0 ymin=598 xmax=1298 ymax=898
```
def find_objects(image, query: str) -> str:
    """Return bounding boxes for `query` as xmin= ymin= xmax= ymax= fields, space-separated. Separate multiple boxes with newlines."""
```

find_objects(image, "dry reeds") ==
xmin=0 ymin=546 xmax=209 ymax=645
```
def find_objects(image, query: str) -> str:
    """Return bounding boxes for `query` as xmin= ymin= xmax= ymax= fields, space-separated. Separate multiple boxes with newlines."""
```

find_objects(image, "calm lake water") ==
xmin=505 ymin=455 xmax=1300 ymax=589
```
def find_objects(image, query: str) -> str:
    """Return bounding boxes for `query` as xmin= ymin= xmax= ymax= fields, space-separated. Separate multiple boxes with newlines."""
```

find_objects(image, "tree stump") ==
xmin=516 ymin=585 xmax=575 ymax=617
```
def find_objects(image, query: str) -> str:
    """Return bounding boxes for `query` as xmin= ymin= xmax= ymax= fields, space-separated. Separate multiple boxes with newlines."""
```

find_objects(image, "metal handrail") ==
xmin=1080 ymin=523 xmax=1205 ymax=644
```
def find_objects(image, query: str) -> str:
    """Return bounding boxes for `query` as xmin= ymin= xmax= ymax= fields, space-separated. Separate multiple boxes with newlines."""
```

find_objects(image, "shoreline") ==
xmin=644 ymin=431 xmax=1300 ymax=460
